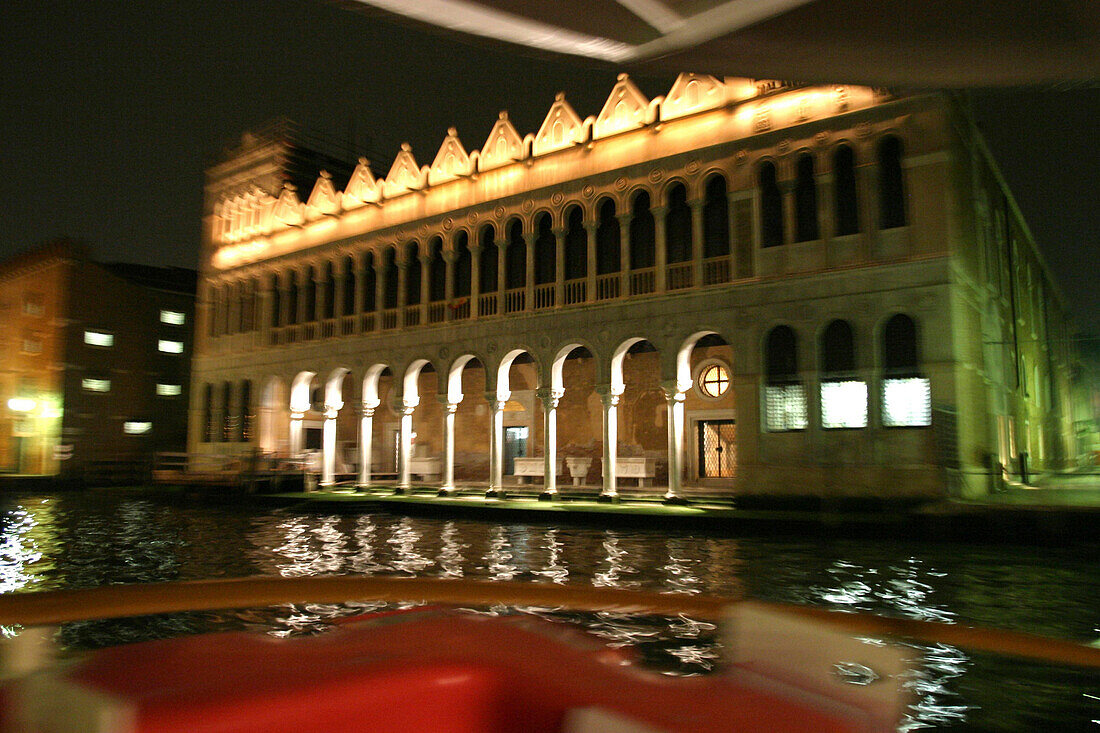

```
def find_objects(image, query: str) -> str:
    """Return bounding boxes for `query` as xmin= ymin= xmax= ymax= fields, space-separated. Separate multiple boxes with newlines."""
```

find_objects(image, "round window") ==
xmin=698 ymin=363 xmax=730 ymax=399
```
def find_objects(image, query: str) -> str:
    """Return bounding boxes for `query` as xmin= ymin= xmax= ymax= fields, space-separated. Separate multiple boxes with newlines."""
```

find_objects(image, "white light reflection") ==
xmin=437 ymin=521 xmax=467 ymax=578
xmin=484 ymin=527 xmax=518 ymax=581
xmin=593 ymin=532 xmax=639 ymax=589
xmin=813 ymin=556 xmax=971 ymax=730
xmin=530 ymin=528 xmax=568 ymax=584
xmin=387 ymin=518 xmax=433 ymax=574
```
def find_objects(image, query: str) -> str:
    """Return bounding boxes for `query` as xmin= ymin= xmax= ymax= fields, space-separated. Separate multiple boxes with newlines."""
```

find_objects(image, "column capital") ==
xmin=290 ymin=409 xmax=305 ymax=420
xmin=485 ymin=391 xmax=509 ymax=411
xmin=660 ymin=380 xmax=688 ymax=402
xmin=551 ymin=226 xmax=566 ymax=238
xmin=437 ymin=394 xmax=460 ymax=412
xmin=594 ymin=384 xmax=621 ymax=407
xmin=649 ymin=205 xmax=669 ymax=218
xmin=323 ymin=406 xmax=340 ymax=420
xmin=535 ymin=387 xmax=564 ymax=409
xmin=687 ymin=197 xmax=705 ymax=211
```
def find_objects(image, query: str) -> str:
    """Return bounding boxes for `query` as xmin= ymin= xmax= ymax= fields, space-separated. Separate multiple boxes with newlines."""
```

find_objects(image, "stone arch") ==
xmin=495 ymin=347 xmax=540 ymax=401
xmin=674 ymin=330 xmax=725 ymax=390
xmin=290 ymin=370 xmax=317 ymax=413
xmin=550 ymin=340 xmax=598 ymax=393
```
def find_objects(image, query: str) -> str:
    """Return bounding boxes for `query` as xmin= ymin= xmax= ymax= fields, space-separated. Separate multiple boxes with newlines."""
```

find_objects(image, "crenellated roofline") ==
xmin=210 ymin=75 xmax=890 ymax=269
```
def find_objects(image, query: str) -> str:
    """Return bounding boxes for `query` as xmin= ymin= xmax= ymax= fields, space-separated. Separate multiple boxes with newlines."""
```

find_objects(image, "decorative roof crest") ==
xmin=384 ymin=143 xmax=427 ymax=198
xmin=533 ymin=93 xmax=583 ymax=156
xmin=305 ymin=170 xmax=342 ymax=220
xmin=478 ymin=112 xmax=524 ymax=173
xmin=662 ymin=73 xmax=727 ymax=121
xmin=272 ymin=182 xmax=304 ymax=227
xmin=343 ymin=157 xmax=381 ymax=207
xmin=594 ymin=73 xmax=650 ymax=139
xmin=429 ymin=127 xmax=472 ymax=186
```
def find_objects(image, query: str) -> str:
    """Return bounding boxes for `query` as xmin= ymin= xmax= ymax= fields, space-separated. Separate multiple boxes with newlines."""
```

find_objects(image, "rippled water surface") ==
xmin=1 ymin=490 xmax=1097 ymax=731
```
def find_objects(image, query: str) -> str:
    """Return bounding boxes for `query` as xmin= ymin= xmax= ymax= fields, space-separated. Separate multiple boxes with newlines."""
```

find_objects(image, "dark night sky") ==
xmin=2 ymin=0 xmax=1097 ymax=333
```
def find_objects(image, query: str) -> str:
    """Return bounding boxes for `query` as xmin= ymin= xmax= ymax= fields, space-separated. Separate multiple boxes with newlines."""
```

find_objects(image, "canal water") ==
xmin=1 ymin=490 xmax=1096 ymax=731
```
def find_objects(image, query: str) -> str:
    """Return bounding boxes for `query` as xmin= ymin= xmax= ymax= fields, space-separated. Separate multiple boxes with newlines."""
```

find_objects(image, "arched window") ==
xmin=596 ymin=198 xmax=620 ymax=274
xmin=794 ymin=153 xmax=819 ymax=242
xmin=764 ymin=325 xmax=806 ymax=431
xmin=629 ymin=190 xmax=655 ymax=269
xmin=505 ymin=219 xmax=525 ymax=290
xmin=382 ymin=248 xmax=398 ymax=309
xmin=833 ymin=145 xmax=859 ymax=236
xmin=202 ymin=383 xmax=214 ymax=442
xmin=302 ymin=266 xmax=316 ymax=323
xmin=665 ymin=183 xmax=692 ymax=263
xmin=703 ymin=174 xmax=730 ymax=257
xmin=759 ymin=161 xmax=784 ymax=248
xmin=454 ymin=231 xmax=471 ymax=298
xmin=428 ymin=237 xmax=446 ymax=302
xmin=405 ymin=242 xmax=421 ymax=306
xmin=362 ymin=252 xmax=376 ymax=312
xmin=270 ymin=274 xmax=281 ymax=328
xmin=239 ymin=280 xmax=252 ymax=332
xmin=564 ymin=206 xmax=587 ymax=280
xmin=240 ymin=380 xmax=253 ymax=442
xmin=820 ymin=320 xmax=867 ymax=428
xmin=286 ymin=271 xmax=299 ymax=325
xmin=878 ymin=136 xmax=907 ymax=229
xmin=881 ymin=314 xmax=930 ymax=426
xmin=221 ymin=381 xmax=233 ymax=442
xmin=342 ymin=255 xmax=356 ymax=315
xmin=321 ymin=262 xmax=336 ymax=320
xmin=479 ymin=225 xmax=498 ymax=293
xmin=534 ymin=213 xmax=555 ymax=285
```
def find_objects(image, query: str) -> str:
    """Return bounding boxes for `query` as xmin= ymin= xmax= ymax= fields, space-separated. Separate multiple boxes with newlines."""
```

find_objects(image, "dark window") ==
xmin=794 ymin=153 xmax=819 ymax=242
xmin=286 ymin=272 xmax=299 ymax=325
xmin=428 ymin=237 xmax=446 ymax=302
xmin=665 ymin=184 xmax=691 ymax=263
xmin=240 ymin=380 xmax=253 ymax=442
xmin=302 ymin=267 xmax=316 ymax=322
xmin=479 ymin=225 xmax=498 ymax=293
xmin=759 ymin=162 xmax=784 ymax=247
xmin=821 ymin=320 xmax=856 ymax=375
xmin=454 ymin=232 xmax=471 ymax=298
xmin=883 ymin=314 xmax=919 ymax=376
xmin=362 ymin=252 xmax=376 ymax=312
xmin=405 ymin=242 xmax=421 ymax=305
xmin=505 ymin=219 xmax=525 ymax=289
xmin=382 ymin=248 xmax=398 ymax=309
xmin=629 ymin=191 xmax=655 ymax=269
xmin=221 ymin=381 xmax=233 ymax=443
xmin=878 ymin=136 xmax=907 ymax=228
xmin=703 ymin=175 xmax=730 ymax=257
xmin=321 ymin=262 xmax=335 ymax=320
xmin=203 ymin=384 xmax=214 ymax=442
xmin=765 ymin=325 xmax=799 ymax=383
xmin=596 ymin=198 xmax=620 ymax=274
xmin=534 ymin=213 xmax=555 ymax=285
xmin=833 ymin=145 xmax=859 ymax=236
xmin=270 ymin=275 xmax=281 ymax=328
xmin=564 ymin=206 xmax=587 ymax=280
xmin=343 ymin=256 xmax=356 ymax=315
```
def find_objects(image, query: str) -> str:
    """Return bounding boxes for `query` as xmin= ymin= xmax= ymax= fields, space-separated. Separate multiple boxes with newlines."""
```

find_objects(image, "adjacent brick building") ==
xmin=0 ymin=240 xmax=196 ymax=479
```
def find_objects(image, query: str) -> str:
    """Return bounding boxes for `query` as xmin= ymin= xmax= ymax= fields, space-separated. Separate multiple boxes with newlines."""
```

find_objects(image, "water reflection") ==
xmin=0 ymin=491 xmax=1095 ymax=731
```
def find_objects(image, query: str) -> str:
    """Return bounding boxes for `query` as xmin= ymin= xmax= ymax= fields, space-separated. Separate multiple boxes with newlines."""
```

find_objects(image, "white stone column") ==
xmin=584 ymin=222 xmax=597 ymax=303
xmin=661 ymin=381 xmax=689 ymax=504
xmin=596 ymin=385 xmax=621 ymax=501
xmin=438 ymin=396 xmax=459 ymax=494
xmin=320 ymin=406 xmax=339 ymax=487
xmin=356 ymin=401 xmax=378 ymax=488
xmin=289 ymin=409 xmax=305 ymax=457
xmin=618 ymin=212 xmax=631 ymax=297
xmin=396 ymin=400 xmax=416 ymax=493
xmin=524 ymin=230 xmax=535 ymax=312
xmin=536 ymin=388 xmax=563 ymax=500
xmin=486 ymin=393 xmax=507 ymax=498
xmin=552 ymin=226 xmax=565 ymax=306
xmin=689 ymin=198 xmax=704 ymax=287
xmin=652 ymin=205 xmax=668 ymax=293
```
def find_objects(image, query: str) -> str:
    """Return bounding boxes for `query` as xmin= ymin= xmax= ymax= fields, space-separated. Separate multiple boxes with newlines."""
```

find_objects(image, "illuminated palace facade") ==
xmin=191 ymin=75 xmax=1081 ymax=500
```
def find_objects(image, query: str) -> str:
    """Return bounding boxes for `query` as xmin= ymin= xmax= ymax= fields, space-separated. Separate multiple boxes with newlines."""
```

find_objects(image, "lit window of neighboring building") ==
xmin=160 ymin=310 xmax=185 ymax=325
xmin=881 ymin=314 xmax=930 ymax=427
xmin=22 ymin=294 xmax=44 ymax=316
xmin=158 ymin=339 xmax=184 ymax=354
xmin=697 ymin=363 xmax=730 ymax=399
xmin=123 ymin=421 xmax=152 ymax=435
xmin=22 ymin=333 xmax=42 ymax=354
xmin=84 ymin=330 xmax=114 ymax=347
xmin=156 ymin=383 xmax=182 ymax=396
xmin=82 ymin=378 xmax=111 ymax=392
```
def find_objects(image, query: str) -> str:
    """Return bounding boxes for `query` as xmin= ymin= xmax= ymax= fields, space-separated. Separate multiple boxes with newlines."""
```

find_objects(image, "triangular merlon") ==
xmin=384 ymin=143 xmax=427 ymax=198
xmin=429 ymin=128 xmax=472 ymax=186
xmin=344 ymin=157 xmax=381 ymax=207
xmin=533 ymin=93 xmax=583 ymax=157
xmin=272 ymin=183 xmax=304 ymax=227
xmin=661 ymin=73 xmax=727 ymax=122
xmin=478 ymin=112 xmax=525 ymax=172
xmin=305 ymin=171 xmax=342 ymax=219
xmin=594 ymin=73 xmax=650 ymax=139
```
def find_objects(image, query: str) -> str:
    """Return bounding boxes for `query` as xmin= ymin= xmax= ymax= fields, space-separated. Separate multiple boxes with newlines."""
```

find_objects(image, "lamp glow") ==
xmin=7 ymin=398 xmax=36 ymax=413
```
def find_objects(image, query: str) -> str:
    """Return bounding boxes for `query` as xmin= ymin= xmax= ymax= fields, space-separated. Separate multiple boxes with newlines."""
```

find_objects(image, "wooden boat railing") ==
xmin=0 ymin=576 xmax=1097 ymax=669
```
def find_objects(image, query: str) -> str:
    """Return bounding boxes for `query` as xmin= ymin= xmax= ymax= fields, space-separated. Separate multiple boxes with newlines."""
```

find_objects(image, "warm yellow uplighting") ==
xmin=7 ymin=398 xmax=36 ymax=413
